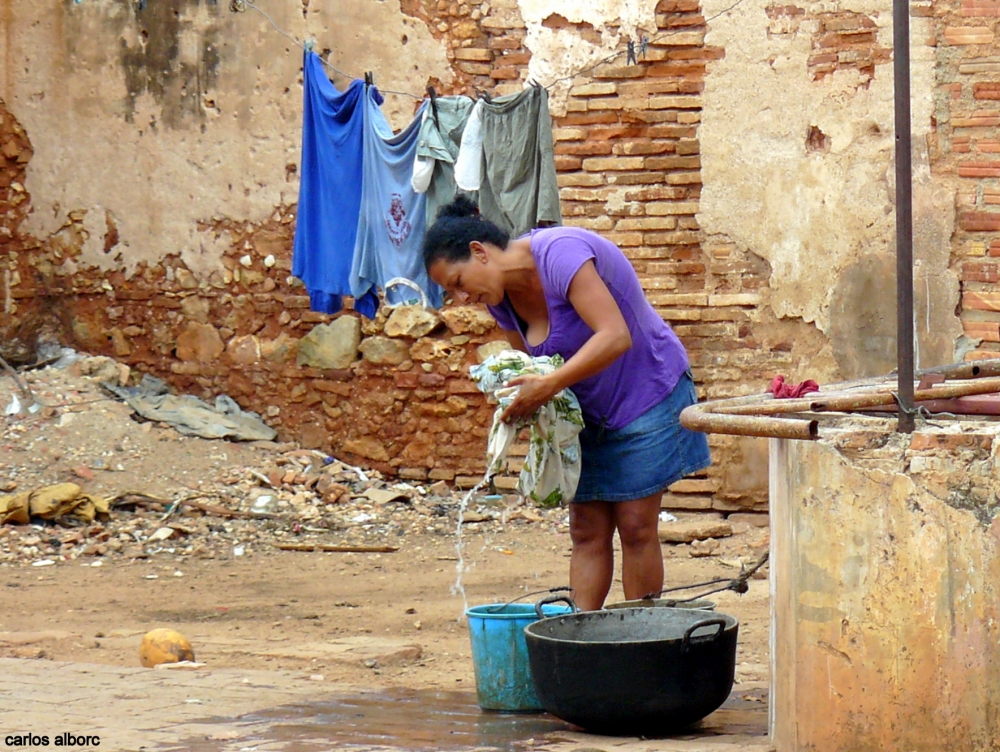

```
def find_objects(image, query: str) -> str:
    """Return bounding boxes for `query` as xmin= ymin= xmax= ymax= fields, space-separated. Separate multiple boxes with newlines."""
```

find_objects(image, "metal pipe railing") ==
xmin=680 ymin=365 xmax=1000 ymax=440
xmin=894 ymin=0 xmax=915 ymax=433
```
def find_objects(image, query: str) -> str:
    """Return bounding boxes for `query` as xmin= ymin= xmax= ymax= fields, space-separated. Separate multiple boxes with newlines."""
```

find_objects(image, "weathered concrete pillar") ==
xmin=770 ymin=429 xmax=1000 ymax=751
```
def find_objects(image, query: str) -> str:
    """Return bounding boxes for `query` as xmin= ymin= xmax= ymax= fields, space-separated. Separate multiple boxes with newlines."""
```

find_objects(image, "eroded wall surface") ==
xmin=771 ymin=429 xmax=1000 ymax=750
xmin=700 ymin=0 xmax=962 ymax=380
xmin=2 ymin=0 xmax=449 ymax=279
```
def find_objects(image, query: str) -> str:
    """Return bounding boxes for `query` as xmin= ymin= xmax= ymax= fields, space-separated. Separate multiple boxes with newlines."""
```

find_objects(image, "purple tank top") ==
xmin=488 ymin=226 xmax=689 ymax=430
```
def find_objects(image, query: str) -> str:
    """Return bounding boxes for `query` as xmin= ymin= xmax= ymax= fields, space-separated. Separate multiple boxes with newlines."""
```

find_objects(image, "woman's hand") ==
xmin=500 ymin=373 xmax=558 ymax=424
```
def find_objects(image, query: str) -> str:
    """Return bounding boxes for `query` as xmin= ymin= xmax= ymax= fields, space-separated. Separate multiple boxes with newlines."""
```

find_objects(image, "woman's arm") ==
xmin=500 ymin=260 xmax=631 ymax=422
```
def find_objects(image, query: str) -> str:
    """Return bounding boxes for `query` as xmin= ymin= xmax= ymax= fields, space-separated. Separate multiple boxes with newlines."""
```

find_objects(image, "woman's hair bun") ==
xmin=437 ymin=195 xmax=480 ymax=220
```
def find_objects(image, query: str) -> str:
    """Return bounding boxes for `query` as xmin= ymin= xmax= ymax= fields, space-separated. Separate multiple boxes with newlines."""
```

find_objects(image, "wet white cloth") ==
xmin=411 ymin=108 xmax=437 ymax=194
xmin=454 ymin=100 xmax=485 ymax=192
xmin=411 ymin=155 xmax=435 ymax=193
xmin=470 ymin=350 xmax=583 ymax=508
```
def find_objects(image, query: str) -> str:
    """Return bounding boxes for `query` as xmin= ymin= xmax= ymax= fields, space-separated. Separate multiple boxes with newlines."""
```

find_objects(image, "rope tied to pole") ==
xmin=642 ymin=551 xmax=769 ymax=603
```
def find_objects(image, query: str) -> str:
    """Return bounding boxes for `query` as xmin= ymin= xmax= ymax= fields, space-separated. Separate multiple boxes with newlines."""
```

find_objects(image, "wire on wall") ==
xmin=229 ymin=0 xmax=749 ymax=98
xmin=237 ymin=0 xmax=422 ymax=98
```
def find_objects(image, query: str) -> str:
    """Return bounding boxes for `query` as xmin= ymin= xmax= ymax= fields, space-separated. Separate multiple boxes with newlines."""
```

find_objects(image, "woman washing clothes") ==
xmin=423 ymin=197 xmax=711 ymax=611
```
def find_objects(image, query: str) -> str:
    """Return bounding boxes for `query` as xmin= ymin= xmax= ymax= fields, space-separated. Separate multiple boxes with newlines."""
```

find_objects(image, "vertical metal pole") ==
xmin=894 ymin=0 xmax=915 ymax=433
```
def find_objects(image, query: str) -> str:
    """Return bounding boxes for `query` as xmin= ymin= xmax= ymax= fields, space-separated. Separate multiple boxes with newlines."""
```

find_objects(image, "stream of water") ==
xmin=451 ymin=477 xmax=489 ymax=616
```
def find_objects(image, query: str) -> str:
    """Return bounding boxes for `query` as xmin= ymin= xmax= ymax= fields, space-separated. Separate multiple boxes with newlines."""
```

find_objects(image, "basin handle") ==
xmin=682 ymin=618 xmax=727 ymax=649
xmin=534 ymin=594 xmax=579 ymax=619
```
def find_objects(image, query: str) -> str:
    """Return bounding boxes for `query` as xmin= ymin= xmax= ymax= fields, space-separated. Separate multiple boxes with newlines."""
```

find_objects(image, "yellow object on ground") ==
xmin=0 ymin=483 xmax=109 ymax=525
xmin=139 ymin=629 xmax=195 ymax=668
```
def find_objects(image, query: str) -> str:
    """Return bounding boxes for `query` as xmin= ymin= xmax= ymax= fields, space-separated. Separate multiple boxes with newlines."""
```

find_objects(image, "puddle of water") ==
xmin=182 ymin=688 xmax=569 ymax=751
xmin=176 ymin=687 xmax=768 ymax=752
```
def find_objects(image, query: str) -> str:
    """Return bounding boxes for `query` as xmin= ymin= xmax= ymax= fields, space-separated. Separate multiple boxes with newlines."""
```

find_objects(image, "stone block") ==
xmin=476 ymin=340 xmax=510 ymax=362
xmin=297 ymin=317 xmax=361 ymax=369
xmin=708 ymin=293 xmax=763 ymax=307
xmin=909 ymin=432 xmax=993 ymax=451
xmin=726 ymin=512 xmax=770 ymax=528
xmin=440 ymin=306 xmax=496 ymax=334
xmin=658 ymin=517 xmax=733 ymax=543
xmin=962 ymin=321 xmax=1000 ymax=341
xmin=615 ymin=217 xmax=679 ymax=231
xmin=660 ymin=492 xmax=714 ymax=510
xmin=963 ymin=291 xmax=1000 ymax=311
xmin=458 ymin=61 xmax=493 ymax=76
xmin=454 ymin=47 xmax=492 ymax=61
xmin=645 ymin=201 xmax=700 ymax=216
xmin=176 ymin=322 xmax=225 ymax=363
xmin=384 ymin=306 xmax=442 ymax=338
xmin=359 ymin=336 xmax=410 ymax=366
xmin=945 ymin=26 xmax=995 ymax=44
xmin=341 ymin=437 xmax=389 ymax=463
xmin=571 ymin=82 xmax=617 ymax=96
xmin=227 ymin=335 xmax=261 ymax=366
xmin=582 ymin=157 xmax=645 ymax=172
xmin=668 ymin=478 xmax=720 ymax=494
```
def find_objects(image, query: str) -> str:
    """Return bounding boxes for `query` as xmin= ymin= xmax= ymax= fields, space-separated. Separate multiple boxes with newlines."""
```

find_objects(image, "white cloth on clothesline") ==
xmin=454 ymin=100 xmax=484 ymax=192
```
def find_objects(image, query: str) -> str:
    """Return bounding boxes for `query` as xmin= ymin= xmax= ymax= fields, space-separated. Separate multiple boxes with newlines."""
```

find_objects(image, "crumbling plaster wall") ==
xmin=1 ymin=0 xmax=449 ymax=278
xmin=518 ymin=0 xmax=659 ymax=114
xmin=699 ymin=0 xmax=962 ymax=380
xmin=771 ymin=427 xmax=1000 ymax=750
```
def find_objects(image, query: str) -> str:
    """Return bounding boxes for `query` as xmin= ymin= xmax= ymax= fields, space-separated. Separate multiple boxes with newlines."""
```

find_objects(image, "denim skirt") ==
xmin=573 ymin=371 xmax=711 ymax=503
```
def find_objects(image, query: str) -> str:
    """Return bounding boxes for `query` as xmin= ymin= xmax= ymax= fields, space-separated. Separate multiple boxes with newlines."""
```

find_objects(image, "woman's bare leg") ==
xmin=613 ymin=492 xmax=665 ymax=601
xmin=568 ymin=501 xmax=616 ymax=611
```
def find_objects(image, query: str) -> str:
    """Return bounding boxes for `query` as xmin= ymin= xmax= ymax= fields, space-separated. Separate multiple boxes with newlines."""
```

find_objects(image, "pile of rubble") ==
xmin=0 ymin=462 xmax=562 ymax=567
xmin=0 ymin=357 xmax=565 ymax=568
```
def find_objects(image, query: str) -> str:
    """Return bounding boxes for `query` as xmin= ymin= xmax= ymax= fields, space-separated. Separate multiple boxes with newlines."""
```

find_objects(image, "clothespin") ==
xmin=640 ymin=35 xmax=649 ymax=60
xmin=364 ymin=71 xmax=375 ymax=87
xmin=426 ymin=86 xmax=441 ymax=130
xmin=303 ymin=38 xmax=315 ymax=53
xmin=626 ymin=39 xmax=637 ymax=66
xmin=477 ymin=89 xmax=492 ymax=103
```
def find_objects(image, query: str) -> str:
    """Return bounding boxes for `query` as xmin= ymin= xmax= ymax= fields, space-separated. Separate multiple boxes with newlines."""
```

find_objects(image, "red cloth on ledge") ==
xmin=767 ymin=375 xmax=820 ymax=399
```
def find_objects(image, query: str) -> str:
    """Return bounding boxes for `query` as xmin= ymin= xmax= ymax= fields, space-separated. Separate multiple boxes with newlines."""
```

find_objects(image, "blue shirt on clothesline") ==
xmin=351 ymin=89 xmax=443 ymax=309
xmin=292 ymin=51 xmax=379 ymax=318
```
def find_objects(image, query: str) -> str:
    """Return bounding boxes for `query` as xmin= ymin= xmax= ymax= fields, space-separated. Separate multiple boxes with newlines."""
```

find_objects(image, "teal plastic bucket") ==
xmin=466 ymin=603 xmax=571 ymax=712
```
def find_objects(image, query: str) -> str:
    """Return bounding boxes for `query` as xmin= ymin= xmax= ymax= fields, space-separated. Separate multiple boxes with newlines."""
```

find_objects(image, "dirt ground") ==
xmin=0 ymin=359 xmax=771 ymax=706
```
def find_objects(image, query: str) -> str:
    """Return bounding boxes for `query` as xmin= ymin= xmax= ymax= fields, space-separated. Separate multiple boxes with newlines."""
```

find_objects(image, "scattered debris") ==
xmin=274 ymin=543 xmax=399 ymax=553
xmin=139 ymin=628 xmax=195 ymax=668
xmin=690 ymin=538 xmax=721 ymax=557
xmin=0 ymin=483 xmax=109 ymax=525
xmin=103 ymin=375 xmax=277 ymax=442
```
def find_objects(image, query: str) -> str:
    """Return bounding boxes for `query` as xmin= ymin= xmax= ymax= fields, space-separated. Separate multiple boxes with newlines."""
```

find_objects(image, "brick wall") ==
xmin=940 ymin=0 xmax=1000 ymax=350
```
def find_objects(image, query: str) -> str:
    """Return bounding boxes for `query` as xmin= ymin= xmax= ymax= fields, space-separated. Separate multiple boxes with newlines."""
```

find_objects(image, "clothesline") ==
xmin=231 ymin=0 xmax=749 ymax=100
xmin=292 ymin=53 xmax=561 ymax=320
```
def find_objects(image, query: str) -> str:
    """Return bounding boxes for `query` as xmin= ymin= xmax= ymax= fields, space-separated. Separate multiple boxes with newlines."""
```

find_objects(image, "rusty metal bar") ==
xmin=710 ymin=376 xmax=1000 ymax=417
xmin=680 ymin=404 xmax=818 ymax=441
xmin=682 ymin=364 xmax=1000 ymax=440
xmin=828 ymin=358 xmax=1000 ymax=393
xmin=917 ymin=359 xmax=1000 ymax=380
xmin=700 ymin=360 xmax=1000 ymax=419
xmin=894 ymin=0 xmax=915 ymax=433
